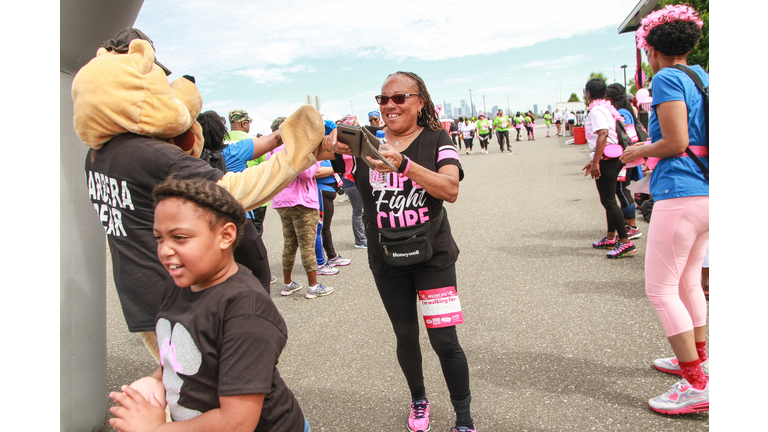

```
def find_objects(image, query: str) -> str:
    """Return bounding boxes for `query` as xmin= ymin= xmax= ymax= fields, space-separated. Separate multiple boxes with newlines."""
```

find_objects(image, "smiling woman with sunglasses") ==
xmin=319 ymin=71 xmax=475 ymax=432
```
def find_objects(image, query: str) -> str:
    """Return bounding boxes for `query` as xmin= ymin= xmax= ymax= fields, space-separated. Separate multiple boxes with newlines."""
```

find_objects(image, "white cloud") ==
xmin=136 ymin=0 xmax=639 ymax=82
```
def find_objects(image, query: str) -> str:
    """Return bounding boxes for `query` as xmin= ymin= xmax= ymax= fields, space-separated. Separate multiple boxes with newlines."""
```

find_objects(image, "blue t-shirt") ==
xmin=316 ymin=160 xmax=337 ymax=193
xmin=648 ymin=65 xmax=708 ymax=201
xmin=221 ymin=139 xmax=261 ymax=217
xmin=221 ymin=139 xmax=255 ymax=173
xmin=618 ymin=108 xmax=635 ymax=125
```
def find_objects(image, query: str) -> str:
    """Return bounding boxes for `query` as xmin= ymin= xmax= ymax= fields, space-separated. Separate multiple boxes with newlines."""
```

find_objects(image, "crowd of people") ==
xmin=81 ymin=4 xmax=708 ymax=431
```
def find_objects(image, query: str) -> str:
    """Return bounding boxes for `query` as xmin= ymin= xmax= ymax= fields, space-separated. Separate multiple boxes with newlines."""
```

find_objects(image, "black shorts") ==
xmin=555 ymin=120 xmax=561 ymax=125
xmin=568 ymin=119 xmax=575 ymax=125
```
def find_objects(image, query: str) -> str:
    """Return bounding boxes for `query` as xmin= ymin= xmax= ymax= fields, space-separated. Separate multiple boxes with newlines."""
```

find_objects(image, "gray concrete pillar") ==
xmin=60 ymin=1 xmax=143 ymax=430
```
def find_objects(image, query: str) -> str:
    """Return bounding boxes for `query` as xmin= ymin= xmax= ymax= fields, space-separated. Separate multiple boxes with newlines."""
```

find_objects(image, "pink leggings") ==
xmin=645 ymin=196 xmax=709 ymax=337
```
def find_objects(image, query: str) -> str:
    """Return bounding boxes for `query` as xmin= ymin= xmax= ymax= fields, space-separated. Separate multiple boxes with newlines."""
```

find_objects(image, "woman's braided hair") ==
xmin=152 ymin=178 xmax=246 ymax=247
xmin=388 ymin=71 xmax=444 ymax=131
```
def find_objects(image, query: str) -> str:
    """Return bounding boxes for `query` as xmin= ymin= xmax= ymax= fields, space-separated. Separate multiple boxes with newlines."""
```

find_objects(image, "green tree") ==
xmin=658 ymin=0 xmax=708 ymax=71
xmin=568 ymin=93 xmax=580 ymax=102
xmin=589 ymin=71 xmax=609 ymax=82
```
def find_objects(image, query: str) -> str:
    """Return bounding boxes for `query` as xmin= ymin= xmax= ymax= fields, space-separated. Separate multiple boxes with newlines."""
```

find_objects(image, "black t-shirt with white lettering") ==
xmin=333 ymin=126 xmax=464 ymax=275
xmin=84 ymin=133 xmax=223 ymax=332
xmin=156 ymin=264 xmax=304 ymax=431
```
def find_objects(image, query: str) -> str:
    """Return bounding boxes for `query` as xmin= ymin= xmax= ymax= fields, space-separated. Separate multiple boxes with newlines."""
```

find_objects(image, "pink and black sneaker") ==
xmin=592 ymin=237 xmax=617 ymax=249
xmin=606 ymin=241 xmax=636 ymax=258
xmin=407 ymin=398 xmax=430 ymax=432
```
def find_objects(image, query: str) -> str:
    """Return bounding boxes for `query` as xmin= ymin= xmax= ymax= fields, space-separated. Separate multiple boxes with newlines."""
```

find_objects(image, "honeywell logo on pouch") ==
xmin=392 ymin=251 xmax=420 ymax=258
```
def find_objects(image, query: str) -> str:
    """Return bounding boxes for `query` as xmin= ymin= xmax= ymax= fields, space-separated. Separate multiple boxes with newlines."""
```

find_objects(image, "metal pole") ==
xmin=350 ymin=100 xmax=353 ymax=115
xmin=482 ymin=95 xmax=486 ymax=116
xmin=621 ymin=64 xmax=628 ymax=89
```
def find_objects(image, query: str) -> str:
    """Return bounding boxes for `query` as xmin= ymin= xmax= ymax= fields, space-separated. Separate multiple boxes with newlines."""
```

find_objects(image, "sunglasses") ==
xmin=375 ymin=93 xmax=420 ymax=105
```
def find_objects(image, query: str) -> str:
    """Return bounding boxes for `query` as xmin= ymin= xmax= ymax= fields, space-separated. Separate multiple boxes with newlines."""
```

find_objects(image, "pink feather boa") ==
xmin=588 ymin=99 xmax=624 ymax=122
xmin=636 ymin=4 xmax=703 ymax=50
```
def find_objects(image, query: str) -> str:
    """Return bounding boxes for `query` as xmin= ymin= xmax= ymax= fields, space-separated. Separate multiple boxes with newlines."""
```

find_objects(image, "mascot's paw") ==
xmin=278 ymin=105 xmax=325 ymax=172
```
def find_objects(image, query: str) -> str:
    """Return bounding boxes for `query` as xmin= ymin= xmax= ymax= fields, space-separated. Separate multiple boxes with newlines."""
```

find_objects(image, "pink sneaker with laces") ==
xmin=407 ymin=399 xmax=430 ymax=432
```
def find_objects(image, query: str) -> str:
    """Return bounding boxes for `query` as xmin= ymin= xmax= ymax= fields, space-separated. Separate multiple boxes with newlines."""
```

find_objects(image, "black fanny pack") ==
xmin=366 ymin=208 xmax=444 ymax=267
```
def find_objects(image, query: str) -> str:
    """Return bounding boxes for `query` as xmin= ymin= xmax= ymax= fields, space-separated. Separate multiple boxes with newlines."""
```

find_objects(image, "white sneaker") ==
xmin=306 ymin=283 xmax=334 ymax=299
xmin=280 ymin=281 xmax=302 ymax=296
xmin=316 ymin=263 xmax=339 ymax=275
xmin=653 ymin=357 xmax=709 ymax=376
xmin=327 ymin=255 xmax=351 ymax=267
xmin=649 ymin=378 xmax=709 ymax=414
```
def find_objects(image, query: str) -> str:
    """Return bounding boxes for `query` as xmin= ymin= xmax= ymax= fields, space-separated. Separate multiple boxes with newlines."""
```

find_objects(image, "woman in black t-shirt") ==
xmin=324 ymin=72 xmax=476 ymax=432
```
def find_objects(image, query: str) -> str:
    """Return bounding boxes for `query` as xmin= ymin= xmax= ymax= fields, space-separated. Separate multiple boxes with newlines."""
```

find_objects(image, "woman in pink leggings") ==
xmin=621 ymin=4 xmax=709 ymax=415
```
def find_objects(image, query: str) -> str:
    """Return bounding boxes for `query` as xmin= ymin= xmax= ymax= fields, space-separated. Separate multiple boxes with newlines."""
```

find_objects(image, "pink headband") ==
xmin=635 ymin=4 xmax=703 ymax=51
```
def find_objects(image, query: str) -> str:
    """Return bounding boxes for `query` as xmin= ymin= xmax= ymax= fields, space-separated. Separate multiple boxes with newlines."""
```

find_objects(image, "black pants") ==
xmin=249 ymin=205 xmax=267 ymax=236
xmin=478 ymin=134 xmax=490 ymax=150
xmin=321 ymin=190 xmax=338 ymax=260
xmin=595 ymin=158 xmax=628 ymax=239
xmin=496 ymin=130 xmax=510 ymax=151
xmin=233 ymin=221 xmax=271 ymax=293
xmin=373 ymin=265 xmax=471 ymax=402
xmin=463 ymin=138 xmax=473 ymax=151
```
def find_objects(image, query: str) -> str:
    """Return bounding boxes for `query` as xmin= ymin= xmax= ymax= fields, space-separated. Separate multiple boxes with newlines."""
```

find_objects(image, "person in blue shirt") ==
xmin=621 ymin=4 xmax=709 ymax=415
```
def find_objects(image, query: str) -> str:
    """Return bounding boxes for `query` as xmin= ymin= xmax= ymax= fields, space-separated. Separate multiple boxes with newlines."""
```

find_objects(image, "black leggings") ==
xmin=463 ymin=138 xmax=473 ymax=150
xmin=496 ymin=130 xmax=510 ymax=151
xmin=373 ymin=265 xmax=471 ymax=402
xmin=478 ymin=134 xmax=490 ymax=150
xmin=595 ymin=158 xmax=628 ymax=239
xmin=321 ymin=190 xmax=338 ymax=260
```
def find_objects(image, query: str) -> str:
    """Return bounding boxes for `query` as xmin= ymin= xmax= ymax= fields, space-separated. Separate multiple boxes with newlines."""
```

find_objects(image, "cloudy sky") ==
xmin=134 ymin=0 xmax=644 ymax=132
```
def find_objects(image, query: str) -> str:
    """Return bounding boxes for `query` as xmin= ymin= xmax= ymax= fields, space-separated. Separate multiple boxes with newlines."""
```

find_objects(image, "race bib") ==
xmin=501 ymin=121 xmax=508 ymax=128
xmin=419 ymin=286 xmax=464 ymax=328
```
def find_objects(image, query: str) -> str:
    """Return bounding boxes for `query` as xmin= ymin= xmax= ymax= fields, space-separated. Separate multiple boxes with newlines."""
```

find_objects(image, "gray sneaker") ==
xmin=306 ymin=283 xmax=334 ymax=299
xmin=316 ymin=263 xmax=339 ymax=275
xmin=280 ymin=281 xmax=302 ymax=296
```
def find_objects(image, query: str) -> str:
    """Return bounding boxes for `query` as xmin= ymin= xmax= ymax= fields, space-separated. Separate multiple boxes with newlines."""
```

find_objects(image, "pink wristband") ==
xmin=400 ymin=158 xmax=412 ymax=177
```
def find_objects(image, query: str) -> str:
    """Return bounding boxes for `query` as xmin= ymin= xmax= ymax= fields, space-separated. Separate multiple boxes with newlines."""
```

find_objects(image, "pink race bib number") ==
xmin=419 ymin=287 xmax=464 ymax=328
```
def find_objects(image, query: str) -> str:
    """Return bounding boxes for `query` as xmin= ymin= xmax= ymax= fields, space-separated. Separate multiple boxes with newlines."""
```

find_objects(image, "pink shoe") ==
xmin=407 ymin=399 xmax=430 ymax=432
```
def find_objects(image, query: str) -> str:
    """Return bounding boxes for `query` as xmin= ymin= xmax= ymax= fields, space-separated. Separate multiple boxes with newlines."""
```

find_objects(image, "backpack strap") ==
xmin=667 ymin=64 xmax=709 ymax=182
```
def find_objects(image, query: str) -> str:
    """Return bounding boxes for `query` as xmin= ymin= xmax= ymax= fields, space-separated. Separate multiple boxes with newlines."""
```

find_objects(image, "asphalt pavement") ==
xmin=98 ymin=123 xmax=708 ymax=431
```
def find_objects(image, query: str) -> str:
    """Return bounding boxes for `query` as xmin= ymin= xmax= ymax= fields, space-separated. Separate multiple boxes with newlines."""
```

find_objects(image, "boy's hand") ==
xmin=109 ymin=385 xmax=166 ymax=432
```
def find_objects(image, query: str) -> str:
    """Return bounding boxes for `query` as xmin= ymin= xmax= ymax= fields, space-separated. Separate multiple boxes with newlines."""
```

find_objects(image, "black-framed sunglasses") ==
xmin=375 ymin=93 xmax=420 ymax=105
